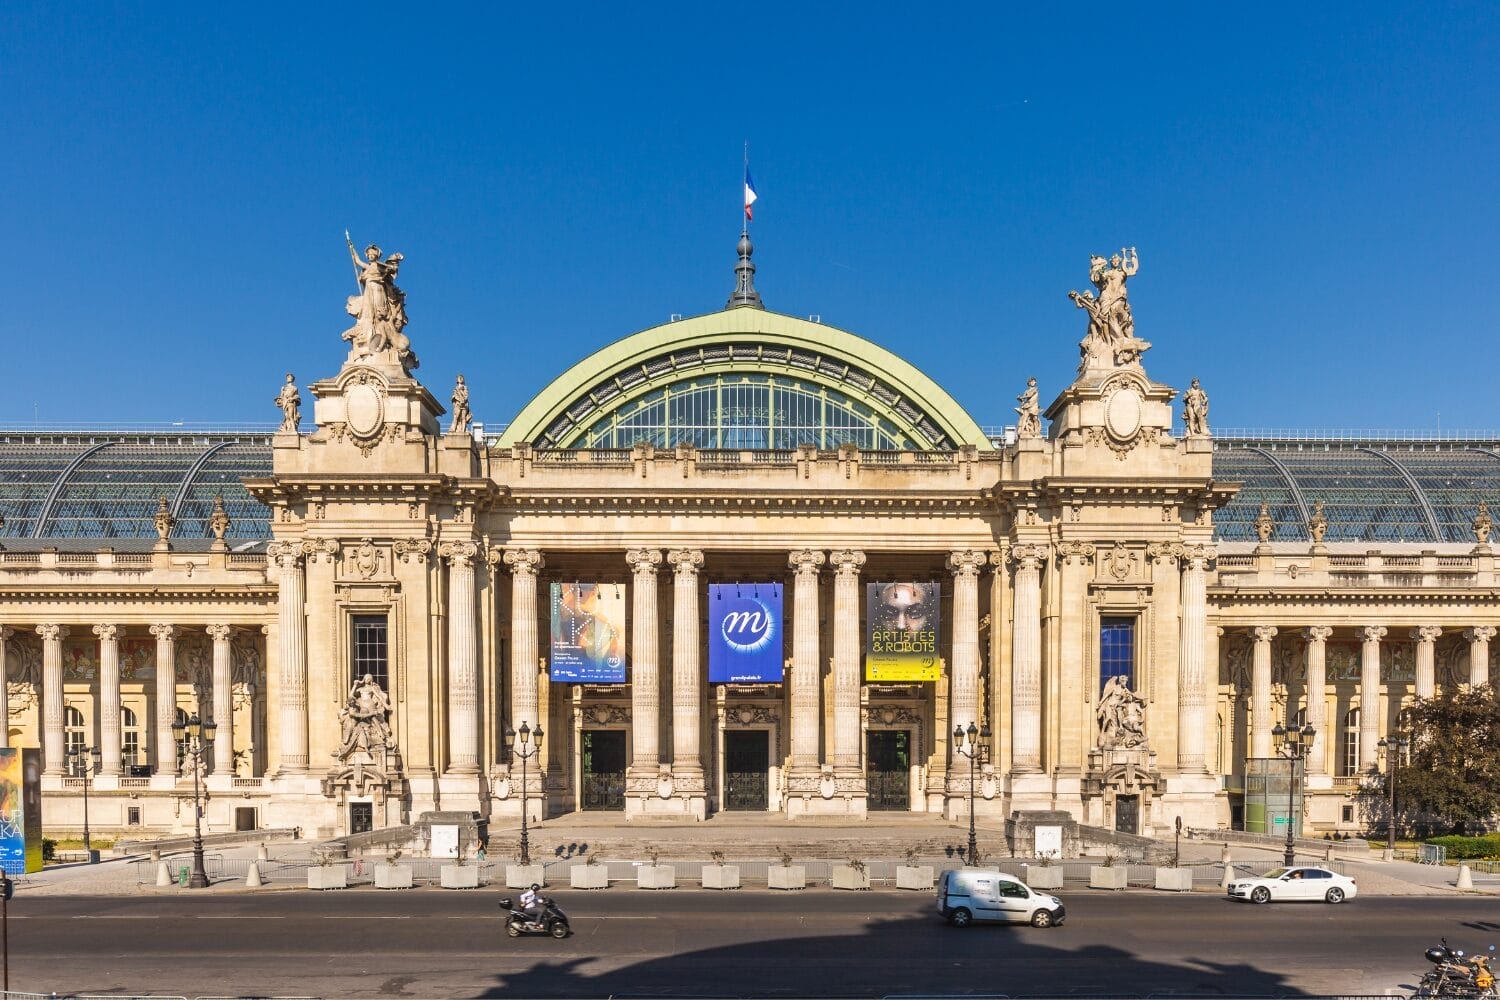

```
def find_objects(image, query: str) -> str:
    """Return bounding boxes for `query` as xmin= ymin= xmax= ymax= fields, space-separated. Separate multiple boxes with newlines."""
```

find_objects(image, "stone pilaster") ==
xmin=38 ymin=624 xmax=68 ymax=775
xmin=1360 ymin=625 xmax=1387 ymax=771
xmin=1412 ymin=625 xmax=1441 ymax=699
xmin=626 ymin=548 xmax=663 ymax=791
xmin=667 ymin=549 xmax=705 ymax=808
xmin=267 ymin=541 xmax=308 ymax=774
xmin=0 ymin=627 xmax=11 ymax=749
xmin=203 ymin=624 xmax=233 ymax=774
xmin=149 ymin=624 xmax=179 ymax=775
xmin=503 ymin=548 xmax=545 ymax=806
xmin=1177 ymin=545 xmax=1214 ymax=773
xmin=94 ymin=624 xmax=122 ymax=776
xmin=1250 ymin=626 xmax=1277 ymax=760
xmin=1303 ymin=626 xmax=1333 ymax=776
xmin=441 ymin=541 xmax=480 ymax=773
xmin=830 ymin=550 xmax=866 ymax=776
xmin=1008 ymin=544 xmax=1047 ymax=772
xmin=946 ymin=550 xmax=986 ymax=745
xmin=1464 ymin=625 xmax=1495 ymax=688
xmin=788 ymin=549 xmax=826 ymax=776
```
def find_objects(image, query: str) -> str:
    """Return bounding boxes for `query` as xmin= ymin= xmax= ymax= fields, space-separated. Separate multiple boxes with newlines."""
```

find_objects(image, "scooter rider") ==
xmin=519 ymin=883 xmax=545 ymax=925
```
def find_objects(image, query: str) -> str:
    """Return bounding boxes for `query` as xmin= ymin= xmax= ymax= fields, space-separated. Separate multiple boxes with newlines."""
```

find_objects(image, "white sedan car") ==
xmin=1227 ymin=865 xmax=1358 ymax=904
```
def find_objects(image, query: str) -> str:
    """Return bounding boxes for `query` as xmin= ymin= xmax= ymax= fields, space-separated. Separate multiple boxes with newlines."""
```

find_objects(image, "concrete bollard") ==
xmin=1457 ymin=864 xmax=1474 ymax=890
xmin=257 ymin=843 xmax=268 ymax=862
xmin=149 ymin=848 xmax=161 ymax=864
xmin=155 ymin=861 xmax=172 ymax=887
xmin=246 ymin=861 xmax=263 ymax=888
xmin=1221 ymin=848 xmax=1234 ymax=889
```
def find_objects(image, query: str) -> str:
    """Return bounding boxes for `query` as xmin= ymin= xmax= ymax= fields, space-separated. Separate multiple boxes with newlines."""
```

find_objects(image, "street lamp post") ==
xmin=505 ymin=722 xmax=544 ymax=866
xmin=1272 ymin=721 xmax=1316 ymax=868
xmin=65 ymin=744 xmax=102 ymax=862
xmin=952 ymin=721 xmax=990 ymax=867
xmin=170 ymin=713 xmax=216 ymax=889
xmin=1377 ymin=733 xmax=1410 ymax=861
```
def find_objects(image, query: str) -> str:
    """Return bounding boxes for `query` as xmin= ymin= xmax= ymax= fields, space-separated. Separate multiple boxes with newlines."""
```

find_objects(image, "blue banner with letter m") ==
xmin=708 ymin=583 xmax=784 ymax=683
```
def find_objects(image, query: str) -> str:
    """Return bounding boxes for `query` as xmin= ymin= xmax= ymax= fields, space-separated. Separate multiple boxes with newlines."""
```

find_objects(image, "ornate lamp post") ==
xmin=505 ymin=721 xmax=544 ymax=866
xmin=1377 ymin=733 xmax=1410 ymax=861
xmin=1272 ymin=721 xmax=1315 ymax=867
xmin=170 ymin=713 xmax=216 ymax=889
xmin=953 ymin=721 xmax=990 ymax=867
xmin=65 ymin=743 xmax=102 ymax=862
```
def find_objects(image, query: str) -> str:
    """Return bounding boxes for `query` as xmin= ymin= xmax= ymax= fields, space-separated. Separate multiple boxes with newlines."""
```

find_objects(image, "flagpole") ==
xmin=743 ymin=141 xmax=750 ymax=234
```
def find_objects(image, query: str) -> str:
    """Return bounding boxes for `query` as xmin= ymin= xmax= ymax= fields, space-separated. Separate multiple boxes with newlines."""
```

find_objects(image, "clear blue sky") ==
xmin=2 ymin=3 xmax=1495 ymax=431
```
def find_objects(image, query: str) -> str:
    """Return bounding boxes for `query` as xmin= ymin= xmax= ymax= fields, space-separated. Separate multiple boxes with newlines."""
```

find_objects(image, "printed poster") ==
xmin=865 ymin=581 xmax=941 ymax=681
xmin=550 ymin=582 xmax=627 ymax=683
xmin=708 ymin=584 xmax=784 ymax=683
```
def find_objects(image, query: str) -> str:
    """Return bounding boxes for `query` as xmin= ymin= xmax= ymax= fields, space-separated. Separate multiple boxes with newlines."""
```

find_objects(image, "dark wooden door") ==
xmin=582 ymin=730 xmax=626 ymax=810
xmin=867 ymin=730 xmax=910 ymax=810
xmin=1115 ymin=794 xmax=1140 ymax=834
xmin=723 ymin=731 xmax=769 ymax=810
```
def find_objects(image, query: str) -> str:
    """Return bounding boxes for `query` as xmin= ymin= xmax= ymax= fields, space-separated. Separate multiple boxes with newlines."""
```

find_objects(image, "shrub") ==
xmin=42 ymin=838 xmax=56 ymax=862
xmin=1424 ymin=834 xmax=1500 ymax=860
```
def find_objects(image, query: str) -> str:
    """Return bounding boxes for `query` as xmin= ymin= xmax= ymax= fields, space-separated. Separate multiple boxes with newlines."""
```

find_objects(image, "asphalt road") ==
xmin=4 ymin=889 xmax=1496 ymax=998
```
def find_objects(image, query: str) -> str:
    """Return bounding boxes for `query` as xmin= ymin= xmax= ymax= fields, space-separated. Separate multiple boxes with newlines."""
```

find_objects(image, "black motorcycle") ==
xmin=500 ymin=895 xmax=571 ymax=939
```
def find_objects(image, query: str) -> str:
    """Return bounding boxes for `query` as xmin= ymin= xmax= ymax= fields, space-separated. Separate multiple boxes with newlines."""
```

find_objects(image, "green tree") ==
xmin=1390 ymin=685 xmax=1500 ymax=836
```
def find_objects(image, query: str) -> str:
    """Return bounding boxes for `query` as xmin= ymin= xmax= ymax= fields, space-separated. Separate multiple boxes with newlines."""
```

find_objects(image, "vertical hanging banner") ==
xmin=865 ymin=582 xmax=941 ymax=681
xmin=0 ymin=748 xmax=43 ymax=874
xmin=550 ymin=582 xmax=628 ymax=683
xmin=709 ymin=583 xmax=784 ymax=683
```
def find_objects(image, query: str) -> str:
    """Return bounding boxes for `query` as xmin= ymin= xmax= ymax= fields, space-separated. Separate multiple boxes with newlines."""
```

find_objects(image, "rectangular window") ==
xmin=352 ymin=615 xmax=389 ymax=691
xmin=1099 ymin=617 xmax=1135 ymax=693
xmin=1341 ymin=709 xmax=1360 ymax=777
xmin=126 ymin=806 xmax=142 ymax=826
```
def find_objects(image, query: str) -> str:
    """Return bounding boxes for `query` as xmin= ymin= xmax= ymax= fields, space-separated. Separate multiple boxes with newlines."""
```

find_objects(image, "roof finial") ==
xmin=726 ymin=229 xmax=764 ymax=310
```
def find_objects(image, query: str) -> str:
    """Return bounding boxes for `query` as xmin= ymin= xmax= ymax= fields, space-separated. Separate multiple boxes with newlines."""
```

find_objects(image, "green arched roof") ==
xmin=498 ymin=308 xmax=993 ymax=451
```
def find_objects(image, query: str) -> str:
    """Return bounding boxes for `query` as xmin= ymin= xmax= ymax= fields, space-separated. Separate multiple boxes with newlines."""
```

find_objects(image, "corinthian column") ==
xmin=38 ymin=624 xmax=68 ymax=775
xmin=1413 ymin=625 xmax=1441 ymax=699
xmin=1465 ymin=626 xmax=1495 ymax=688
xmin=1360 ymin=625 xmax=1387 ymax=771
xmin=441 ymin=541 xmax=480 ymax=773
xmin=626 ymin=548 xmax=662 ymax=780
xmin=947 ymin=550 xmax=985 ymax=739
xmin=0 ymin=627 xmax=11 ymax=748
xmin=1009 ymin=544 xmax=1046 ymax=772
xmin=788 ymin=549 xmax=825 ymax=773
xmin=667 ymin=549 xmax=705 ymax=786
xmin=823 ymin=551 xmax=863 ymax=777
xmin=1303 ymin=626 xmax=1333 ymax=776
xmin=1178 ymin=545 xmax=1214 ymax=773
xmin=206 ymin=624 xmax=234 ymax=774
xmin=503 ymin=549 xmax=544 ymax=772
xmin=1250 ymin=626 xmax=1277 ymax=759
xmin=267 ymin=541 xmax=308 ymax=773
xmin=150 ymin=624 xmax=180 ymax=775
xmin=94 ymin=624 xmax=122 ymax=776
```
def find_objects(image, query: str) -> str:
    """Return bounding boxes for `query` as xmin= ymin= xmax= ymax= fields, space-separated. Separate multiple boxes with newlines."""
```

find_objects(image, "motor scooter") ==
xmin=500 ymin=894 xmax=571 ymax=939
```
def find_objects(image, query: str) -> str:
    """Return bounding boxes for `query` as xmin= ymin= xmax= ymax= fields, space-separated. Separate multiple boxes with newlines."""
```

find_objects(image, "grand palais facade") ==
xmin=3 ymin=238 xmax=1496 ymax=843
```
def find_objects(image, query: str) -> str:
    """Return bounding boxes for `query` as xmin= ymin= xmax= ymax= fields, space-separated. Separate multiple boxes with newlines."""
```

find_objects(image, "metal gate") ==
xmin=723 ymin=731 xmax=768 ymax=810
xmin=582 ymin=730 xmax=625 ymax=810
xmin=867 ymin=730 xmax=910 ymax=810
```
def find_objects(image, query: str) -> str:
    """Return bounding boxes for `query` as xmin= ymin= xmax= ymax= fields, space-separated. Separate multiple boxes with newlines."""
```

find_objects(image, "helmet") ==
xmin=1426 ymin=947 xmax=1450 ymax=965
xmin=531 ymin=883 xmax=541 ymax=891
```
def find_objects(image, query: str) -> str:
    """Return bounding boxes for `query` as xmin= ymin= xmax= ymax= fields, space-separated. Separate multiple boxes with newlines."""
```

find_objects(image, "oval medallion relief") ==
xmin=1104 ymin=387 xmax=1143 ymax=442
xmin=345 ymin=382 xmax=384 ymax=438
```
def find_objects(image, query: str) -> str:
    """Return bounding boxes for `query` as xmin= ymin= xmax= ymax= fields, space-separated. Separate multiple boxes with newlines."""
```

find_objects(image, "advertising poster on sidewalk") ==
xmin=708 ymin=583 xmax=784 ymax=683
xmin=865 ymin=581 xmax=941 ymax=681
xmin=550 ymin=582 xmax=628 ymax=683
xmin=0 ymin=748 xmax=41 ymax=874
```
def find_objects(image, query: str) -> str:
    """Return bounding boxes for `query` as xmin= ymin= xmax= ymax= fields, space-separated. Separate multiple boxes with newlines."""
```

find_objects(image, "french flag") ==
xmin=744 ymin=167 xmax=759 ymax=221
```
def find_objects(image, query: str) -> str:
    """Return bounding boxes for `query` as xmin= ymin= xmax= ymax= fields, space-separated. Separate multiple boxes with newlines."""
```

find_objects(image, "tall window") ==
xmin=174 ymin=707 xmax=191 ymax=770
xmin=1341 ymin=708 xmax=1360 ymax=776
xmin=1099 ymin=617 xmax=1135 ymax=692
xmin=121 ymin=707 xmax=141 ymax=768
xmin=64 ymin=706 xmax=87 ymax=776
xmin=352 ymin=615 xmax=389 ymax=691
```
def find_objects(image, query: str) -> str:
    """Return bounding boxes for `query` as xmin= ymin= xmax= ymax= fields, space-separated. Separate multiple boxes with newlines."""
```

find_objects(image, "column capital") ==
xmin=1180 ymin=543 xmax=1217 ymax=569
xmin=1251 ymin=625 xmax=1278 ymax=643
xmin=206 ymin=623 xmax=234 ymax=642
xmin=438 ymin=540 xmax=479 ymax=566
xmin=667 ymin=548 xmax=705 ymax=576
xmin=0 ymin=626 xmax=12 ymax=642
xmin=92 ymin=623 xmax=121 ymax=642
xmin=1008 ymin=543 xmax=1049 ymax=570
xmin=1464 ymin=625 xmax=1497 ymax=643
xmin=1412 ymin=625 xmax=1443 ymax=643
xmin=831 ymin=549 xmax=866 ymax=576
xmin=1146 ymin=541 xmax=1182 ymax=565
xmin=393 ymin=538 xmax=433 ymax=563
xmin=148 ymin=623 xmax=181 ymax=641
xmin=945 ymin=548 xmax=987 ymax=577
xmin=1055 ymin=540 xmax=1096 ymax=566
xmin=301 ymin=538 xmax=340 ymax=563
xmin=1303 ymin=625 xmax=1334 ymax=643
xmin=265 ymin=540 xmax=305 ymax=569
xmin=36 ymin=624 xmax=69 ymax=642
xmin=502 ymin=547 xmax=544 ymax=576
xmin=625 ymin=548 xmax=663 ymax=574
xmin=1361 ymin=625 xmax=1388 ymax=643
xmin=788 ymin=549 xmax=825 ymax=576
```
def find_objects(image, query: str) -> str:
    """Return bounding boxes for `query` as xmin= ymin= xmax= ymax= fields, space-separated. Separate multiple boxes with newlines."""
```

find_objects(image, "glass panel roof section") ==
xmin=176 ymin=443 xmax=275 ymax=540
xmin=0 ymin=442 xmax=93 ymax=537
xmin=1213 ymin=448 xmax=1307 ymax=541
xmin=43 ymin=442 xmax=208 ymax=539
xmin=1260 ymin=450 xmax=1431 ymax=542
xmin=1387 ymin=449 xmax=1500 ymax=543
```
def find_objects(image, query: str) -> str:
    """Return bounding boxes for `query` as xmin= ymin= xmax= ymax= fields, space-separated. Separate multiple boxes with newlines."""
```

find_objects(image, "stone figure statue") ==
xmin=1254 ymin=502 xmax=1275 ymax=543
xmin=1015 ymin=377 xmax=1042 ymax=438
xmin=342 ymin=232 xmax=418 ymax=371
xmin=450 ymin=374 xmax=472 ymax=434
xmin=1183 ymin=378 xmax=1210 ymax=436
xmin=1309 ymin=499 xmax=1329 ymax=544
xmin=1069 ymin=248 xmax=1151 ymax=374
xmin=274 ymin=374 xmax=301 ymax=432
xmin=333 ymin=673 xmax=394 ymax=760
xmin=208 ymin=495 xmax=231 ymax=543
xmin=1097 ymin=674 xmax=1148 ymax=749
xmin=153 ymin=496 xmax=174 ymax=541
xmin=1476 ymin=502 xmax=1493 ymax=546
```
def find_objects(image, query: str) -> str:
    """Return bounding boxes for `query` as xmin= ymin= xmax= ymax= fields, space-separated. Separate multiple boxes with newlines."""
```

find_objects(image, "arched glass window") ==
xmin=121 ymin=707 xmax=141 ymax=769
xmin=64 ymin=706 xmax=87 ymax=776
xmin=1341 ymin=708 xmax=1360 ymax=776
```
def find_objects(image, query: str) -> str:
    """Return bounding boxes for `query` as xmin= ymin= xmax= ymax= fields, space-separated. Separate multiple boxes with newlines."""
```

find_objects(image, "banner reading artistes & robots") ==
xmin=550 ymin=582 xmax=627 ymax=683
xmin=708 ymin=584 xmax=784 ymax=683
xmin=865 ymin=581 xmax=941 ymax=681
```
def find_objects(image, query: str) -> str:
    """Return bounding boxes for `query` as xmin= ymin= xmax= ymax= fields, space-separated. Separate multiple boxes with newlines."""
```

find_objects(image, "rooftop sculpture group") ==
xmin=1069 ymin=248 xmax=1152 ymax=375
xmin=342 ymin=232 xmax=418 ymax=372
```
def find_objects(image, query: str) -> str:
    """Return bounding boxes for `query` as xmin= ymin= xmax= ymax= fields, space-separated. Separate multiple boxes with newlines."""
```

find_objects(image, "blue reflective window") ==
xmin=1100 ymin=617 xmax=1135 ymax=694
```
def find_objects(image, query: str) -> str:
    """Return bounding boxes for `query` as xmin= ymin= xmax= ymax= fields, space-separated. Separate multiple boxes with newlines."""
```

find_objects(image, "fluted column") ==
xmin=668 ymin=549 xmax=705 ymax=782
xmin=1360 ymin=625 xmax=1386 ymax=771
xmin=1250 ymin=626 xmax=1277 ymax=759
xmin=947 ymin=550 xmax=986 ymax=738
xmin=440 ymin=541 xmax=480 ymax=773
xmin=1413 ymin=625 xmax=1441 ymax=699
xmin=94 ymin=624 xmax=122 ymax=775
xmin=1303 ymin=626 xmax=1332 ymax=775
xmin=1009 ymin=544 xmax=1046 ymax=771
xmin=788 ymin=549 xmax=825 ymax=772
xmin=830 ymin=550 xmax=866 ymax=773
xmin=0 ymin=627 xmax=11 ymax=748
xmin=205 ymin=624 xmax=234 ymax=774
xmin=503 ymin=549 xmax=544 ymax=768
xmin=1178 ymin=545 xmax=1214 ymax=772
xmin=626 ymin=548 xmax=662 ymax=778
xmin=1465 ymin=626 xmax=1495 ymax=688
xmin=149 ymin=625 xmax=179 ymax=774
xmin=38 ymin=624 xmax=68 ymax=775
xmin=267 ymin=541 xmax=308 ymax=773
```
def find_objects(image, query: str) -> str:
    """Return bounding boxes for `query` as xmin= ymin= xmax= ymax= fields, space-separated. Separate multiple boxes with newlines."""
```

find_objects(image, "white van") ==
xmin=936 ymin=868 xmax=1066 ymax=928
